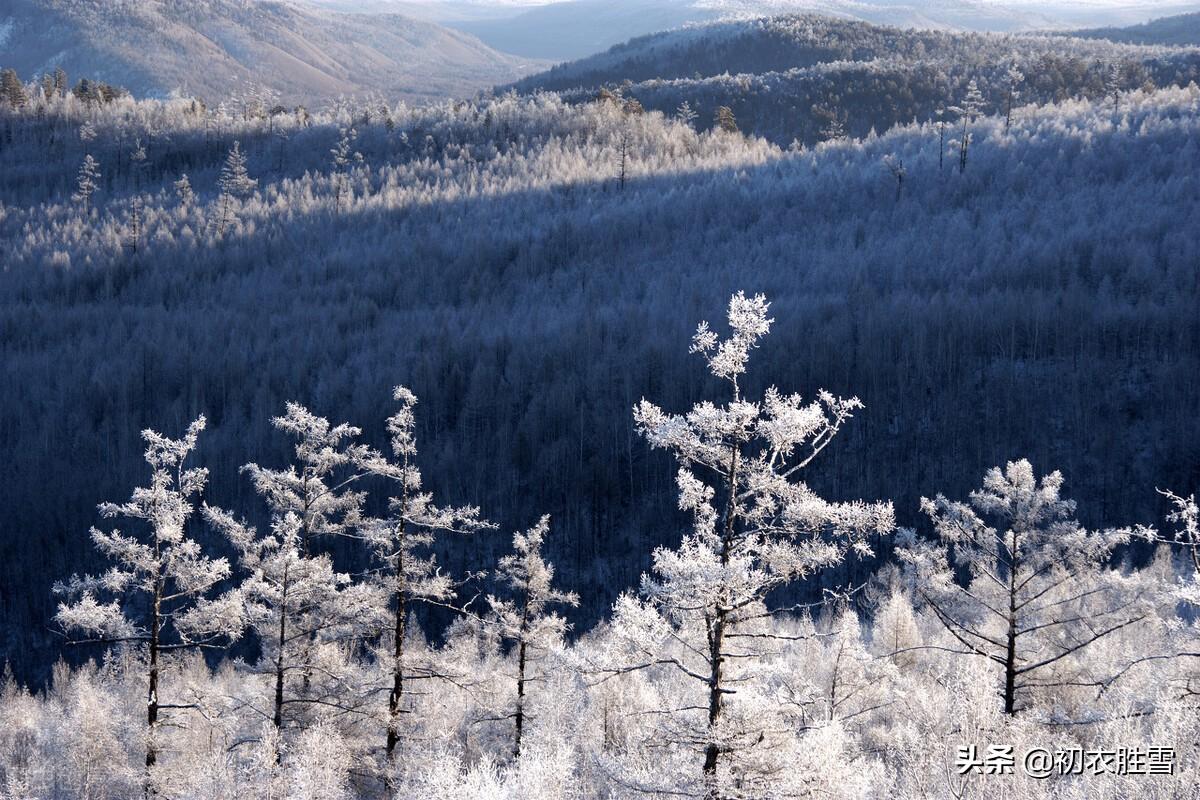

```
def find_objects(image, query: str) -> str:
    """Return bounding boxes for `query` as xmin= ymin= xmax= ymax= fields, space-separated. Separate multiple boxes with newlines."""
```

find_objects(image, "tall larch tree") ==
xmin=54 ymin=417 xmax=236 ymax=784
xmin=900 ymin=459 xmax=1146 ymax=715
xmin=353 ymin=386 xmax=493 ymax=766
xmin=214 ymin=140 xmax=256 ymax=236
xmin=487 ymin=515 xmax=579 ymax=758
xmin=614 ymin=291 xmax=894 ymax=797
xmin=206 ymin=403 xmax=373 ymax=741
xmin=74 ymin=154 xmax=100 ymax=215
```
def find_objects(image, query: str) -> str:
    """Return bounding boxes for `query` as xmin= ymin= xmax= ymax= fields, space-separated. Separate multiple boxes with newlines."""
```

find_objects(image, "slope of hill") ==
xmin=1073 ymin=10 xmax=1200 ymax=46
xmin=0 ymin=82 xmax=1197 ymax=681
xmin=450 ymin=0 xmax=719 ymax=62
xmin=436 ymin=0 xmax=1198 ymax=61
xmin=0 ymin=0 xmax=542 ymax=103
xmin=512 ymin=15 xmax=1200 ymax=144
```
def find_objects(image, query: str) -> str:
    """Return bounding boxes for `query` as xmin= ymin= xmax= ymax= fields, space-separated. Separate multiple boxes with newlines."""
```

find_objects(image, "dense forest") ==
xmin=0 ymin=290 xmax=1197 ymax=798
xmin=1 ymin=4 xmax=1200 ymax=791
xmin=511 ymin=15 xmax=1200 ymax=144
xmin=1 ymin=50 xmax=1199 ymax=689
xmin=1074 ymin=12 xmax=1200 ymax=47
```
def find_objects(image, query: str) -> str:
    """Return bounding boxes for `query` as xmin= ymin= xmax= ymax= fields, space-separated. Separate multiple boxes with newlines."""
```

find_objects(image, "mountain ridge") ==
xmin=0 ymin=0 xmax=545 ymax=103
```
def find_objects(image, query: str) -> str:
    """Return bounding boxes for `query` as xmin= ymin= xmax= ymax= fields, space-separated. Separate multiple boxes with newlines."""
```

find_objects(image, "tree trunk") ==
xmin=146 ymin=577 xmax=161 ymax=793
xmin=514 ymin=637 xmax=528 ymax=758
xmin=702 ymin=610 xmax=726 ymax=794
xmin=273 ymin=562 xmax=290 ymax=756
xmin=703 ymin=445 xmax=739 ymax=796
xmin=1003 ymin=529 xmax=1019 ymax=715
xmin=386 ymin=579 xmax=406 ymax=760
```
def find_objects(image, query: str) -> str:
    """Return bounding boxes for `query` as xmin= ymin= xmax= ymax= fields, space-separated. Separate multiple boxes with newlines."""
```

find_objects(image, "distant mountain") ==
xmin=0 ymin=0 xmax=544 ymax=103
xmin=434 ymin=0 xmax=1197 ymax=62
xmin=1072 ymin=11 xmax=1200 ymax=46
xmin=450 ymin=0 xmax=720 ymax=62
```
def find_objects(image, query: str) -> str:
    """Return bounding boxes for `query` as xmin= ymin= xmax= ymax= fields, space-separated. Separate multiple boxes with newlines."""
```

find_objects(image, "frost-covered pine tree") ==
xmin=242 ymin=402 xmax=365 ymax=558
xmin=900 ymin=460 xmax=1145 ymax=714
xmin=1105 ymin=62 xmax=1124 ymax=111
xmin=207 ymin=403 xmax=373 ymax=738
xmin=214 ymin=140 xmax=256 ymax=236
xmin=329 ymin=127 xmax=361 ymax=215
xmin=174 ymin=173 xmax=194 ymax=205
xmin=675 ymin=101 xmax=699 ymax=129
xmin=614 ymin=291 xmax=894 ymax=795
xmin=487 ymin=515 xmax=578 ymax=757
xmin=953 ymin=79 xmax=986 ymax=172
xmin=202 ymin=503 xmax=373 ymax=740
xmin=53 ymin=417 xmax=235 ymax=775
xmin=1003 ymin=63 xmax=1024 ymax=134
xmin=73 ymin=154 xmax=100 ymax=215
xmin=353 ymin=386 xmax=493 ymax=763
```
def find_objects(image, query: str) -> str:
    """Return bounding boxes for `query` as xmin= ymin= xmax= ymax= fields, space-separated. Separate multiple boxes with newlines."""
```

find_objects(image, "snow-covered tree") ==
xmin=242 ymin=402 xmax=366 ymax=557
xmin=353 ymin=386 xmax=493 ymax=763
xmin=487 ymin=515 xmax=578 ymax=757
xmin=615 ymin=291 xmax=894 ymax=795
xmin=73 ymin=154 xmax=100 ymax=214
xmin=329 ymin=127 xmax=361 ymax=215
xmin=203 ymin=503 xmax=372 ymax=741
xmin=952 ymin=79 xmax=986 ymax=172
xmin=207 ymin=403 xmax=372 ymax=738
xmin=675 ymin=101 xmax=698 ymax=129
xmin=174 ymin=173 xmax=194 ymax=205
xmin=214 ymin=140 xmax=256 ymax=235
xmin=53 ymin=417 xmax=234 ymax=774
xmin=901 ymin=460 xmax=1145 ymax=714
xmin=1105 ymin=61 xmax=1124 ymax=111
xmin=1003 ymin=63 xmax=1025 ymax=133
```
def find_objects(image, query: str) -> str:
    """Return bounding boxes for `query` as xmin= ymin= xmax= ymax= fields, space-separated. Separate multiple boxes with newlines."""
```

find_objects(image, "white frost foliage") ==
xmin=687 ymin=290 xmax=772 ymax=385
xmin=286 ymin=723 xmax=352 ymax=800
xmin=54 ymin=416 xmax=233 ymax=645
xmin=218 ymin=140 xmax=257 ymax=199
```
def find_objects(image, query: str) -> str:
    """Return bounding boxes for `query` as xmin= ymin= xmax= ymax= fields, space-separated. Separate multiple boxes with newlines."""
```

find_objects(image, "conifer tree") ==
xmin=54 ymin=417 xmax=235 ymax=778
xmin=214 ymin=140 xmax=256 ymax=236
xmin=353 ymin=386 xmax=493 ymax=764
xmin=900 ymin=460 xmax=1145 ymax=714
xmin=0 ymin=69 xmax=27 ymax=109
xmin=714 ymin=105 xmax=738 ymax=134
xmin=487 ymin=516 xmax=578 ymax=757
xmin=74 ymin=154 xmax=100 ymax=214
xmin=614 ymin=291 xmax=894 ymax=796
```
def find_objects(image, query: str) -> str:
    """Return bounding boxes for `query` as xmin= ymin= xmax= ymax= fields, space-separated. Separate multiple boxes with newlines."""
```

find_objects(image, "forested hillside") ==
xmin=1 ymin=68 xmax=1197 ymax=694
xmin=0 ymin=0 xmax=540 ymax=103
xmin=512 ymin=15 xmax=1200 ymax=144
xmin=1074 ymin=11 xmax=1200 ymax=47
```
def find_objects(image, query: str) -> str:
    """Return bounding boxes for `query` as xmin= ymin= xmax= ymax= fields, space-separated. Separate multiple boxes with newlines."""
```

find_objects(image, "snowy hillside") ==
xmin=1 ymin=71 xmax=1197 ymax=683
xmin=1 ymin=5 xmax=1199 ymax=796
xmin=0 ymin=0 xmax=542 ymax=103
xmin=439 ymin=0 xmax=1200 ymax=60
xmin=512 ymin=15 xmax=1200 ymax=144
xmin=1074 ymin=10 xmax=1200 ymax=45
